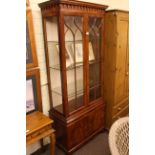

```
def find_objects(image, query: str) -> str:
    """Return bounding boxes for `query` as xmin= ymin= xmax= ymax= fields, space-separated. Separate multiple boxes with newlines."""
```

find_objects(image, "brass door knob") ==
xmin=118 ymin=107 xmax=121 ymax=111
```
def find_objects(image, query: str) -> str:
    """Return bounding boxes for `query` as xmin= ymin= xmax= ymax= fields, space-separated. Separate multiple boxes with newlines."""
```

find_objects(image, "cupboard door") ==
xmin=114 ymin=15 xmax=129 ymax=104
xmin=68 ymin=118 xmax=86 ymax=148
xmin=88 ymin=17 xmax=103 ymax=103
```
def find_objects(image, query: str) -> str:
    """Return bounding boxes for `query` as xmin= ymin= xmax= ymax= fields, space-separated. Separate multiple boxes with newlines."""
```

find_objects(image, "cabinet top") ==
xmin=106 ymin=9 xmax=129 ymax=13
xmin=38 ymin=0 xmax=108 ymax=10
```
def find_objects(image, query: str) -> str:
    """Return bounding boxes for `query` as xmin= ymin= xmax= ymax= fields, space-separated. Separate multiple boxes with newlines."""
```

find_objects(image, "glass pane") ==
xmin=45 ymin=16 xmax=63 ymax=113
xmin=88 ymin=17 xmax=102 ymax=102
xmin=64 ymin=16 xmax=84 ymax=113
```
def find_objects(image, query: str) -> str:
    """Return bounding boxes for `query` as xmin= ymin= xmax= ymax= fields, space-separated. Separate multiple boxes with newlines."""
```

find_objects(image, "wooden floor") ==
xmin=32 ymin=131 xmax=111 ymax=155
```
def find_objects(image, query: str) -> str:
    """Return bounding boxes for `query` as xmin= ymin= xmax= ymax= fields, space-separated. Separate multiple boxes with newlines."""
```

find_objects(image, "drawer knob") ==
xmin=118 ymin=107 xmax=121 ymax=111
xmin=126 ymin=72 xmax=129 ymax=76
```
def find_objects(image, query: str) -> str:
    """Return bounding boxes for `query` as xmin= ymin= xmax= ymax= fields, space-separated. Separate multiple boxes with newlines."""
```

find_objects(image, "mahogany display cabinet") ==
xmin=39 ymin=0 xmax=108 ymax=154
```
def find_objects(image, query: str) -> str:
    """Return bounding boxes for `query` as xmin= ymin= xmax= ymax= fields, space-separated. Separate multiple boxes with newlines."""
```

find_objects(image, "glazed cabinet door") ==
xmin=44 ymin=16 xmax=64 ymax=114
xmin=114 ymin=13 xmax=129 ymax=104
xmin=88 ymin=16 xmax=103 ymax=103
xmin=64 ymin=15 xmax=85 ymax=113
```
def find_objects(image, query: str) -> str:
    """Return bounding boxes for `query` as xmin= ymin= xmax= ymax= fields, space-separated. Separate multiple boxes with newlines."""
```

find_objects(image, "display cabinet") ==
xmin=39 ymin=0 xmax=108 ymax=154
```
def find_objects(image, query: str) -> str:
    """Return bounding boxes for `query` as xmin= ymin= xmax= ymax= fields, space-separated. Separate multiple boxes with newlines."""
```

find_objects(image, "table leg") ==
xmin=50 ymin=133 xmax=55 ymax=155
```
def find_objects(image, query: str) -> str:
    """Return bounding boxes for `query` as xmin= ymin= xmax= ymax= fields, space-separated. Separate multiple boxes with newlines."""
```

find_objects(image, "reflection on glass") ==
xmin=64 ymin=16 xmax=84 ymax=113
xmin=88 ymin=17 xmax=102 ymax=102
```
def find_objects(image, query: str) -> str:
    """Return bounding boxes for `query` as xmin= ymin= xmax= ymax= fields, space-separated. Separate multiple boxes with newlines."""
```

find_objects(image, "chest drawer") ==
xmin=113 ymin=98 xmax=128 ymax=116
xmin=27 ymin=124 xmax=51 ymax=140
xmin=112 ymin=104 xmax=129 ymax=123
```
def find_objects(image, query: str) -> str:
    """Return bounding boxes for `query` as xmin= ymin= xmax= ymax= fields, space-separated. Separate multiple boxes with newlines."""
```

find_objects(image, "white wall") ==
xmin=27 ymin=0 xmax=128 ymax=154
xmin=82 ymin=0 xmax=128 ymax=10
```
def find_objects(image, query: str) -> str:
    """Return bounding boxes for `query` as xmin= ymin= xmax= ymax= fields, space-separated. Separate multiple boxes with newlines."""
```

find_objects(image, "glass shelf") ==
xmin=51 ymin=79 xmax=84 ymax=98
xmin=47 ymin=40 xmax=97 ymax=70
xmin=50 ymin=63 xmax=84 ymax=70
xmin=47 ymin=40 xmax=83 ymax=43
xmin=49 ymin=60 xmax=100 ymax=70
xmin=89 ymin=84 xmax=101 ymax=90
xmin=51 ymin=79 xmax=96 ymax=99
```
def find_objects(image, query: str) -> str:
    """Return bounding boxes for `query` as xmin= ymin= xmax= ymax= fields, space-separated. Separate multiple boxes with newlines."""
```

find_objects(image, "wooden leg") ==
xmin=50 ymin=133 xmax=55 ymax=155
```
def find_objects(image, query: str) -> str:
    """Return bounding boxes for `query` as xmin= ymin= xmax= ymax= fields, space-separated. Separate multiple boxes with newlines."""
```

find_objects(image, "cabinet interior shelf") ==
xmin=51 ymin=80 xmax=100 ymax=98
xmin=50 ymin=63 xmax=84 ymax=70
xmin=47 ymin=39 xmax=99 ymax=43
xmin=52 ymin=79 xmax=84 ymax=98
xmin=47 ymin=40 xmax=83 ymax=43
xmin=50 ymin=60 xmax=101 ymax=70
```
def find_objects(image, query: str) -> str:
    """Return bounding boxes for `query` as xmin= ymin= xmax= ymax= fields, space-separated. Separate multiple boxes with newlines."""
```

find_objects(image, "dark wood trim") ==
xmin=39 ymin=0 xmax=108 ymax=17
xmin=39 ymin=0 xmax=108 ymax=10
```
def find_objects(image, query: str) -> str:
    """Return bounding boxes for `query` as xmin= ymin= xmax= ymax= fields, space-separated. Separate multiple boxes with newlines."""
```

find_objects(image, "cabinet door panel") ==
xmin=68 ymin=118 xmax=86 ymax=148
xmin=64 ymin=16 xmax=84 ymax=113
xmin=113 ymin=97 xmax=128 ymax=116
xmin=115 ymin=17 xmax=128 ymax=103
xmin=112 ymin=104 xmax=129 ymax=123
xmin=88 ymin=17 xmax=103 ymax=103
xmin=45 ymin=16 xmax=63 ymax=114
